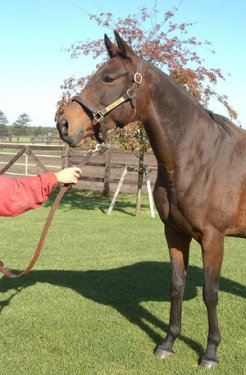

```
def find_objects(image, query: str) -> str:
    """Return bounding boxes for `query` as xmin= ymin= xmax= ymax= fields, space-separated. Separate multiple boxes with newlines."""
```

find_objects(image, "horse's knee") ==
xmin=170 ymin=262 xmax=186 ymax=300
xmin=203 ymin=285 xmax=219 ymax=308
xmin=171 ymin=279 xmax=185 ymax=300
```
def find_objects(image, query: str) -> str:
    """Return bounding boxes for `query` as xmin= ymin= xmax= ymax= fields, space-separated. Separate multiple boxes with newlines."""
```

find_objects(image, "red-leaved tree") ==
xmin=60 ymin=3 xmax=236 ymax=119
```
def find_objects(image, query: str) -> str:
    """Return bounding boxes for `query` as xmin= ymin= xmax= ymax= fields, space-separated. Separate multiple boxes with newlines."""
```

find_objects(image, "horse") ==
xmin=56 ymin=31 xmax=246 ymax=368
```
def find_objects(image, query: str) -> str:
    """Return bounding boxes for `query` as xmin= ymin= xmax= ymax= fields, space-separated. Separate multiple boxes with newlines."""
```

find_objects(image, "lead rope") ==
xmin=0 ymin=143 xmax=105 ymax=278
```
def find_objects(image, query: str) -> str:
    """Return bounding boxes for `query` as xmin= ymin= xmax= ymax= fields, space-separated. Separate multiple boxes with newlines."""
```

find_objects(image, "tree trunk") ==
xmin=135 ymin=149 xmax=144 ymax=216
xmin=103 ymin=149 xmax=111 ymax=196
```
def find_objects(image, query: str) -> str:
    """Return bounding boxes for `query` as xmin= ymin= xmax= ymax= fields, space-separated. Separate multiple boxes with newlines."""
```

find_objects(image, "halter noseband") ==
xmin=71 ymin=70 xmax=143 ymax=143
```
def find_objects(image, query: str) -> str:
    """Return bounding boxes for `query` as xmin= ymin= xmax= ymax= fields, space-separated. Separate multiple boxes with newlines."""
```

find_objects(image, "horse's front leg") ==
xmin=155 ymin=225 xmax=191 ymax=358
xmin=200 ymin=229 xmax=224 ymax=368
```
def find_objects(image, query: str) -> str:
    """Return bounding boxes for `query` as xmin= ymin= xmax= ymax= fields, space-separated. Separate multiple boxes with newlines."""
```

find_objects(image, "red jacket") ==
xmin=0 ymin=173 xmax=58 ymax=217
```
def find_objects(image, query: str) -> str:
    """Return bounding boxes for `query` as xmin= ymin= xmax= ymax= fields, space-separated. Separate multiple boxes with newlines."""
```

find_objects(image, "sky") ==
xmin=0 ymin=0 xmax=245 ymax=128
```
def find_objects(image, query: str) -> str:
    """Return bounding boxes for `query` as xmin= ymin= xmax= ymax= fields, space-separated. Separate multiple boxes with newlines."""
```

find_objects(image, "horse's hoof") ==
xmin=154 ymin=347 xmax=173 ymax=359
xmin=200 ymin=358 xmax=218 ymax=369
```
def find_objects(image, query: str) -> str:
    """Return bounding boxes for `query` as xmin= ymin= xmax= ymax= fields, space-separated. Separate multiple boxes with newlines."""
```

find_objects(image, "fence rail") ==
xmin=0 ymin=134 xmax=63 ymax=145
xmin=0 ymin=143 xmax=157 ymax=194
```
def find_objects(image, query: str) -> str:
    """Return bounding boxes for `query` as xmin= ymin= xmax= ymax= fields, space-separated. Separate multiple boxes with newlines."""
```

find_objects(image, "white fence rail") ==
xmin=0 ymin=143 xmax=64 ymax=177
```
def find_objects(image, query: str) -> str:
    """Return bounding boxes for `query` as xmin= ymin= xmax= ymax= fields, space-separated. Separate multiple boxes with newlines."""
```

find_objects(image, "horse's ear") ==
xmin=114 ymin=30 xmax=136 ymax=59
xmin=104 ymin=34 xmax=118 ymax=58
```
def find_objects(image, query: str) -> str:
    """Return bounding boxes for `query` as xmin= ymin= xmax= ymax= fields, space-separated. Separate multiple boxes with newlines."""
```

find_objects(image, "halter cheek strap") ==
xmin=72 ymin=71 xmax=143 ymax=143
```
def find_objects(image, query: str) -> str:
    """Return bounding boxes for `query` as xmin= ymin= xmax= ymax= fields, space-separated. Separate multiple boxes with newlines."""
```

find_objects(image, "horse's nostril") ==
xmin=60 ymin=120 xmax=68 ymax=135
xmin=57 ymin=119 xmax=69 ymax=136
xmin=57 ymin=120 xmax=68 ymax=135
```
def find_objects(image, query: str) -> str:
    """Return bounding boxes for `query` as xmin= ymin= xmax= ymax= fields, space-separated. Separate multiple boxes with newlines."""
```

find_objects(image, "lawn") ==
xmin=0 ymin=190 xmax=245 ymax=375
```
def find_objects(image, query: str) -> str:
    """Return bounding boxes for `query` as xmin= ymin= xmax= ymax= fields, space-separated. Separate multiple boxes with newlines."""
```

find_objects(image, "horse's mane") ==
xmin=205 ymin=109 xmax=234 ymax=135
xmin=145 ymin=59 xmax=240 ymax=136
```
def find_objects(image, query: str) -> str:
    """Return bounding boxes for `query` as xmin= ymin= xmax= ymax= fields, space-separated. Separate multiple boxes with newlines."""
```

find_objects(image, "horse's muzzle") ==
xmin=57 ymin=119 xmax=84 ymax=147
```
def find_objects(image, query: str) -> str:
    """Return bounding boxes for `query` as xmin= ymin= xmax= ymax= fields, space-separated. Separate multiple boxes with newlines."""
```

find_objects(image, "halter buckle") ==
xmin=134 ymin=72 xmax=143 ymax=85
xmin=93 ymin=111 xmax=104 ymax=123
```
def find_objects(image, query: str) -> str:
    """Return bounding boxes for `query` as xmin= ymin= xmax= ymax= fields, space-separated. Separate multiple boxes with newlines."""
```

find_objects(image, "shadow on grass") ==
xmin=44 ymin=189 xmax=150 ymax=216
xmin=1 ymin=261 xmax=245 ymax=357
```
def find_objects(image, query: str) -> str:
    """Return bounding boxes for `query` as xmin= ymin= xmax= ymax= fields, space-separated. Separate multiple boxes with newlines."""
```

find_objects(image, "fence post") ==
xmin=62 ymin=144 xmax=71 ymax=169
xmin=145 ymin=167 xmax=155 ymax=218
xmin=25 ymin=150 xmax=28 ymax=175
xmin=107 ymin=165 xmax=128 ymax=215
xmin=26 ymin=146 xmax=49 ymax=173
xmin=135 ymin=150 xmax=144 ymax=216
xmin=103 ymin=149 xmax=111 ymax=196
xmin=0 ymin=146 xmax=26 ymax=175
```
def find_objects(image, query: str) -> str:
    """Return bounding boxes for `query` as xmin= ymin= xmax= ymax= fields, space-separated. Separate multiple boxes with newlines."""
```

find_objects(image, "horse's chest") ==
xmin=154 ymin=180 xmax=196 ymax=236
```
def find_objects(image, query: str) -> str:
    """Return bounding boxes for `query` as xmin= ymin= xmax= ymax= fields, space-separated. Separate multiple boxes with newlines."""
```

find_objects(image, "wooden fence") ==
xmin=0 ymin=143 xmax=157 ymax=194
xmin=0 ymin=134 xmax=62 ymax=144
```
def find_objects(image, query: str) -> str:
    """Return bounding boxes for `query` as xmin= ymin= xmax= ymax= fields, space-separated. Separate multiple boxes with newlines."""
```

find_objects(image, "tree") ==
xmin=61 ymin=3 xmax=236 ymax=119
xmin=13 ymin=113 xmax=32 ymax=135
xmin=14 ymin=113 xmax=31 ymax=127
xmin=0 ymin=110 xmax=9 ymax=132
xmin=115 ymin=122 xmax=150 ymax=214
xmin=0 ymin=110 xmax=8 ymax=126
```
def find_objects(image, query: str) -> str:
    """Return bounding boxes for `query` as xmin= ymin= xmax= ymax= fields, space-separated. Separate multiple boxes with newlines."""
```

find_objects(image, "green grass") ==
xmin=0 ymin=190 xmax=245 ymax=375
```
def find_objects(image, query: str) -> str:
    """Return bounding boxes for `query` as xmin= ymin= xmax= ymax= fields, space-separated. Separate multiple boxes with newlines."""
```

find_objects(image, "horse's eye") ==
xmin=102 ymin=75 xmax=114 ymax=83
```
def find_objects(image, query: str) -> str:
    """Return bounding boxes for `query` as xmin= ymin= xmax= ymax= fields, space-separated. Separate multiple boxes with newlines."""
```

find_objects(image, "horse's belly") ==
xmin=235 ymin=189 xmax=246 ymax=233
xmin=235 ymin=206 xmax=246 ymax=237
xmin=238 ymin=207 xmax=246 ymax=226
xmin=225 ymin=196 xmax=246 ymax=238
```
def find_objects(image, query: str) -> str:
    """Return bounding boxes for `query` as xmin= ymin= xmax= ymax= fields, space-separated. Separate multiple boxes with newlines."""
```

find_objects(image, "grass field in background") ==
xmin=0 ymin=190 xmax=245 ymax=375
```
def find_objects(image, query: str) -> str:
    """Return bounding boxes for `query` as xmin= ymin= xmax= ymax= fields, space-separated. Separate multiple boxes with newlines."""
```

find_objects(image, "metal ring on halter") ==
xmin=134 ymin=72 xmax=143 ymax=85
xmin=127 ymin=89 xmax=136 ymax=99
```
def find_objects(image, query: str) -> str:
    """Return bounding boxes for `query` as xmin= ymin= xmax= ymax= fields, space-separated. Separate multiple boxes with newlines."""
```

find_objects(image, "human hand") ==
xmin=55 ymin=167 xmax=82 ymax=184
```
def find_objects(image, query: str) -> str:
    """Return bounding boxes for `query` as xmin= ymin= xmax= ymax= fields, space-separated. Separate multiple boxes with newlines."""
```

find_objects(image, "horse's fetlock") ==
xmin=208 ymin=332 xmax=221 ymax=346
xmin=168 ymin=324 xmax=181 ymax=338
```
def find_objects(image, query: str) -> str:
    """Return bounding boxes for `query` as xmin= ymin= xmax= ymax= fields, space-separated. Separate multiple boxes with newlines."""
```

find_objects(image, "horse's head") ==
xmin=57 ymin=31 xmax=144 ymax=147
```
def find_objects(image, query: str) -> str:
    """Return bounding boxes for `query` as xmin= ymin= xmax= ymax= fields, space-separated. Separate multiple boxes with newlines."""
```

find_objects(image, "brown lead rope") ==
xmin=0 ymin=145 xmax=103 ymax=279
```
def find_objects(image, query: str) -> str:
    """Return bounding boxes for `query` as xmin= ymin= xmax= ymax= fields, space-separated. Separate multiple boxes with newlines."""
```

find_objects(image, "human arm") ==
xmin=0 ymin=167 xmax=81 ymax=217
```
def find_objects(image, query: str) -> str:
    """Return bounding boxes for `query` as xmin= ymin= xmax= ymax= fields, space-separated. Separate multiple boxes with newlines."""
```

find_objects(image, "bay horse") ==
xmin=57 ymin=31 xmax=246 ymax=368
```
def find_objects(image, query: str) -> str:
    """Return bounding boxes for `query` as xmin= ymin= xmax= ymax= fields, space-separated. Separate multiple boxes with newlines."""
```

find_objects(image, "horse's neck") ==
xmin=141 ymin=62 xmax=212 ymax=173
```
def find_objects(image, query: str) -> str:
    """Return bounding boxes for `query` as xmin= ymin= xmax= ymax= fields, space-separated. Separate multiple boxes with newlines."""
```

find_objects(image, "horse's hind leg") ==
xmin=200 ymin=230 xmax=224 ymax=368
xmin=155 ymin=226 xmax=191 ymax=358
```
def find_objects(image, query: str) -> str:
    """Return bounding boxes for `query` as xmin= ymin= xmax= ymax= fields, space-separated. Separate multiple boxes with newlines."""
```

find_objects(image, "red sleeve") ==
xmin=0 ymin=173 xmax=58 ymax=217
